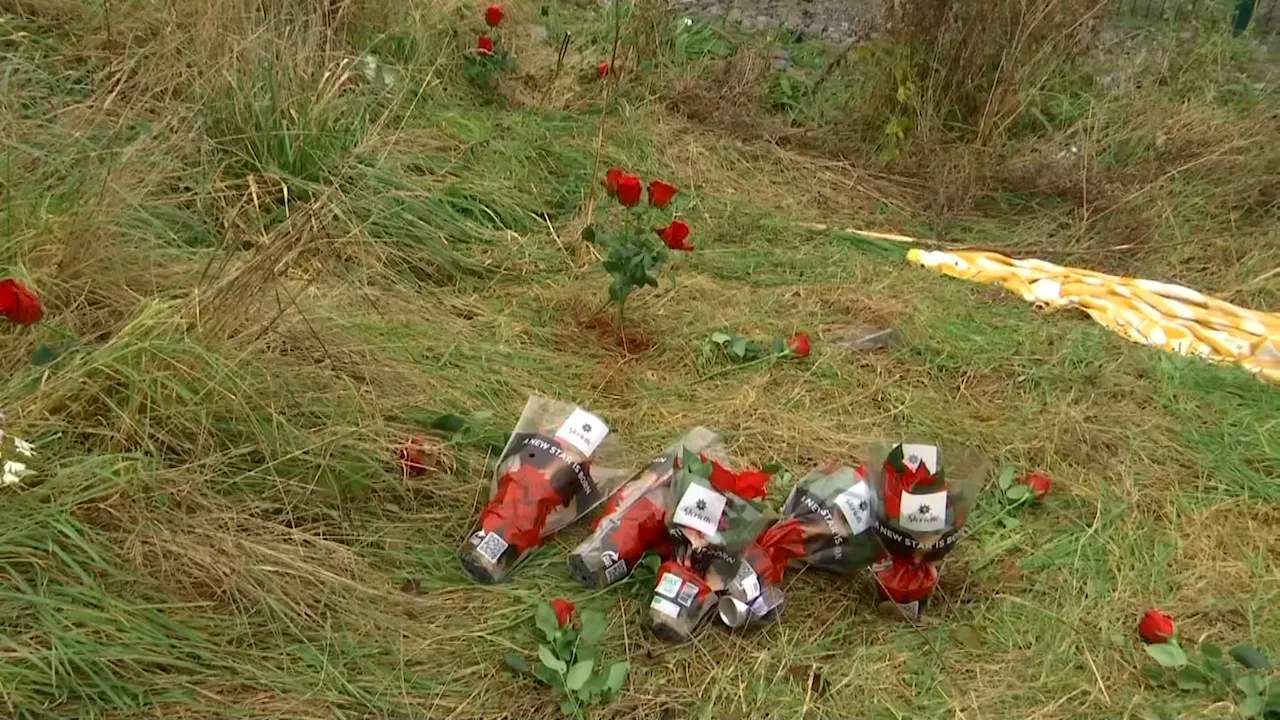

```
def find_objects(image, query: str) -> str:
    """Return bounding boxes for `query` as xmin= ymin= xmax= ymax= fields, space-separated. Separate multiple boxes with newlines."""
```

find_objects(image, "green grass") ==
xmin=1 ymin=1 xmax=1278 ymax=718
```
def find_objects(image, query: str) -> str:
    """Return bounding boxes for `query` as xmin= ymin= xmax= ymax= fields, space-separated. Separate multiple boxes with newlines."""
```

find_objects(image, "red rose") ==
xmin=788 ymin=333 xmax=811 ymax=358
xmin=656 ymin=220 xmax=693 ymax=251
xmin=397 ymin=437 xmax=430 ymax=477
xmin=477 ymin=35 xmax=494 ymax=55
xmin=485 ymin=5 xmax=504 ymax=27
xmin=647 ymin=179 xmax=678 ymax=209
xmin=479 ymin=463 xmax=568 ymax=553
xmin=1138 ymin=609 xmax=1176 ymax=644
xmin=706 ymin=458 xmax=770 ymax=500
xmin=616 ymin=173 xmax=643 ymax=206
xmin=604 ymin=167 xmax=623 ymax=197
xmin=1020 ymin=472 xmax=1052 ymax=500
xmin=0 ymin=278 xmax=43 ymax=325
xmin=550 ymin=598 xmax=575 ymax=627
xmin=597 ymin=62 xmax=611 ymax=78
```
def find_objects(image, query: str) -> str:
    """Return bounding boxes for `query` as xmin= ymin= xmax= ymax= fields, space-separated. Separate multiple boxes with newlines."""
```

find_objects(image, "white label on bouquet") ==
xmin=676 ymin=582 xmax=699 ymax=607
xmin=898 ymin=489 xmax=948 ymax=532
xmin=656 ymin=572 xmax=684 ymax=600
xmin=833 ymin=481 xmax=874 ymax=534
xmin=651 ymin=596 xmax=681 ymax=618
xmin=740 ymin=571 xmax=761 ymax=603
xmin=673 ymin=483 xmax=727 ymax=536
xmin=474 ymin=531 xmax=509 ymax=562
xmin=900 ymin=444 xmax=938 ymax=474
xmin=555 ymin=408 xmax=609 ymax=457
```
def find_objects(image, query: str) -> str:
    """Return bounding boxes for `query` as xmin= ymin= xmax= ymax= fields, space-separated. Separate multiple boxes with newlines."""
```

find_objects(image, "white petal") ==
xmin=12 ymin=437 xmax=34 ymax=457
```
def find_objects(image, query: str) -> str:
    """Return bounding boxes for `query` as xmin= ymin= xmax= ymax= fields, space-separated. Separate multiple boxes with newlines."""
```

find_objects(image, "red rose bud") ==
xmin=657 ymin=220 xmax=693 ymax=251
xmin=397 ymin=437 xmax=430 ymax=477
xmin=0 ymin=278 xmax=43 ymax=325
xmin=597 ymin=61 xmax=611 ymax=78
xmin=1138 ymin=609 xmax=1176 ymax=644
xmin=604 ymin=167 xmax=623 ymax=197
xmin=647 ymin=179 xmax=678 ymax=209
xmin=551 ymin=598 xmax=576 ymax=627
xmin=788 ymin=333 xmax=811 ymax=358
xmin=616 ymin=173 xmax=643 ymax=206
xmin=485 ymin=4 xmax=504 ymax=26
xmin=1020 ymin=472 xmax=1052 ymax=500
xmin=477 ymin=35 xmax=494 ymax=54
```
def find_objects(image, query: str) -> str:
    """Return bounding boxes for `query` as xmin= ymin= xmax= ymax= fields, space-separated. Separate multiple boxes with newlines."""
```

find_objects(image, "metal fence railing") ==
xmin=1111 ymin=0 xmax=1280 ymax=33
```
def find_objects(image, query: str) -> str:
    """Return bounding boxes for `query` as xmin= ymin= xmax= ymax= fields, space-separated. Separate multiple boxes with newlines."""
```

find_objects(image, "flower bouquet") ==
xmin=868 ymin=441 xmax=987 ymax=564
xmin=568 ymin=427 xmax=724 ymax=588
xmin=648 ymin=451 xmax=774 ymax=642
xmin=460 ymin=397 xmax=629 ymax=584
xmin=719 ymin=462 xmax=884 ymax=628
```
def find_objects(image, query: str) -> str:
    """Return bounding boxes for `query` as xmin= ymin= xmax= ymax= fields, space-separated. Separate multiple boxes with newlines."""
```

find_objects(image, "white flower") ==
xmin=12 ymin=436 xmax=34 ymax=457
xmin=2 ymin=460 xmax=31 ymax=486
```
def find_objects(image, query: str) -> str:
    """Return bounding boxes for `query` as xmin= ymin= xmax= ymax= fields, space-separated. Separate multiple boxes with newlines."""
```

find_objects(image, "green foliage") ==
xmin=1144 ymin=640 xmax=1279 ymax=717
xmin=506 ymin=601 xmax=629 ymax=720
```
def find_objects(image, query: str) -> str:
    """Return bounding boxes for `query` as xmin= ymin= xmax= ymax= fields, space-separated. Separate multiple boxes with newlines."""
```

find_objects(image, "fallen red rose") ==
xmin=477 ymin=35 xmax=494 ymax=55
xmin=604 ymin=167 xmax=623 ymax=197
xmin=485 ymin=4 xmax=504 ymax=27
xmin=597 ymin=61 xmax=611 ymax=78
xmin=657 ymin=220 xmax=693 ymax=251
xmin=788 ymin=333 xmax=811 ymax=358
xmin=0 ymin=278 xmax=43 ymax=326
xmin=1138 ymin=609 xmax=1175 ymax=644
xmin=647 ymin=179 xmax=678 ymax=209
xmin=550 ymin=598 xmax=576 ymax=627
xmin=1020 ymin=472 xmax=1052 ymax=500
xmin=616 ymin=173 xmax=643 ymax=207
xmin=397 ymin=437 xmax=430 ymax=477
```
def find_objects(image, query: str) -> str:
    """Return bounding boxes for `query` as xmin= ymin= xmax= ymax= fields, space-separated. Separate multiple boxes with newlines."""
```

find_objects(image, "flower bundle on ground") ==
xmin=464 ymin=5 xmax=515 ymax=92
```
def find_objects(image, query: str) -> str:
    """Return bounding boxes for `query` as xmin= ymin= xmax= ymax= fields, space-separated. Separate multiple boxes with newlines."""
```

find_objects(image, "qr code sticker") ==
xmin=655 ymin=572 xmax=684 ymax=599
xmin=476 ymin=532 xmax=509 ymax=563
xmin=604 ymin=559 xmax=629 ymax=584
xmin=676 ymin=582 xmax=699 ymax=607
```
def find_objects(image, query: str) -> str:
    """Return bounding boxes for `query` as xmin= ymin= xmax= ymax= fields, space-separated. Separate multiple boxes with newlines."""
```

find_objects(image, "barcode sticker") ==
xmin=475 ymin=531 xmax=509 ymax=563
xmin=604 ymin=558 xmax=629 ymax=584
xmin=676 ymin=582 xmax=699 ymax=607
xmin=739 ymin=570 xmax=761 ymax=602
xmin=655 ymin=572 xmax=684 ymax=600
xmin=650 ymin=595 xmax=681 ymax=618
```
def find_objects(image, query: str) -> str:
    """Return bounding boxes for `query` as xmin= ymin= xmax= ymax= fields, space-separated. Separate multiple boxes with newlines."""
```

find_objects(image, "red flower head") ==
xmin=550 ymin=598 xmax=575 ymax=627
xmin=485 ymin=5 xmax=504 ymax=27
xmin=1020 ymin=472 xmax=1052 ymax=500
xmin=706 ymin=458 xmax=771 ymax=500
xmin=477 ymin=35 xmax=494 ymax=55
xmin=788 ymin=333 xmax=811 ymax=358
xmin=604 ymin=167 xmax=623 ymax=197
xmin=647 ymin=179 xmax=678 ymax=209
xmin=397 ymin=437 xmax=430 ymax=477
xmin=616 ymin=173 xmax=643 ymax=206
xmin=1138 ymin=609 xmax=1176 ymax=644
xmin=479 ymin=463 xmax=567 ymax=554
xmin=656 ymin=220 xmax=693 ymax=251
xmin=597 ymin=62 xmax=611 ymax=78
xmin=0 ymin=278 xmax=43 ymax=326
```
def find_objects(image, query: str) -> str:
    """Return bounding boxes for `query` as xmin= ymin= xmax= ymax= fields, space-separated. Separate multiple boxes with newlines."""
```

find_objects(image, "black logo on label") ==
xmin=695 ymin=499 xmax=707 ymax=511
xmin=918 ymin=504 xmax=931 ymax=514
xmin=857 ymin=500 xmax=868 ymax=512
xmin=582 ymin=423 xmax=593 ymax=433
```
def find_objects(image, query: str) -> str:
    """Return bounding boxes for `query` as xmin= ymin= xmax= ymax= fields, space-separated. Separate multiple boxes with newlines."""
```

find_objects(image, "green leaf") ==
xmin=535 ymin=602 xmax=560 ymax=642
xmin=430 ymin=413 xmax=467 ymax=434
xmin=1238 ymin=694 xmax=1265 ymax=718
xmin=579 ymin=609 xmax=606 ymax=647
xmin=997 ymin=464 xmax=1016 ymax=491
xmin=604 ymin=661 xmax=629 ymax=694
xmin=560 ymin=697 xmax=578 ymax=718
xmin=534 ymin=662 xmax=562 ymax=689
xmin=30 ymin=344 xmax=62 ymax=366
xmin=1145 ymin=643 xmax=1189 ymax=668
xmin=999 ymin=516 xmax=1021 ymax=529
xmin=1174 ymin=666 xmax=1207 ymax=691
xmin=1237 ymin=674 xmax=1267 ymax=697
xmin=710 ymin=332 xmax=731 ymax=344
xmin=538 ymin=644 xmax=567 ymax=674
xmin=730 ymin=337 xmax=748 ymax=359
xmin=1201 ymin=642 xmax=1223 ymax=662
xmin=504 ymin=652 xmax=530 ymax=675
xmin=565 ymin=660 xmax=594 ymax=691
xmin=1005 ymin=484 xmax=1030 ymax=501
xmin=582 ymin=224 xmax=596 ymax=243
xmin=1231 ymin=643 xmax=1272 ymax=670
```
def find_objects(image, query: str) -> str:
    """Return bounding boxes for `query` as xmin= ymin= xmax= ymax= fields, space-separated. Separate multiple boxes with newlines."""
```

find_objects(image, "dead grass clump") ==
xmin=666 ymin=48 xmax=785 ymax=140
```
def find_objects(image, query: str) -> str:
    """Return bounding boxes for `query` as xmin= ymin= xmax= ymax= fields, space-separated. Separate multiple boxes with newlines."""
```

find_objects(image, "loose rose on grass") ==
xmin=597 ymin=61 xmax=611 ymax=78
xmin=1020 ymin=472 xmax=1052 ymax=500
xmin=397 ymin=437 xmax=430 ymax=477
xmin=506 ymin=600 xmax=629 ymax=719
xmin=788 ymin=333 xmax=811 ymax=358
xmin=1139 ymin=609 xmax=1176 ymax=644
xmin=584 ymin=168 xmax=692 ymax=325
xmin=0 ymin=279 xmax=43 ymax=325
xmin=701 ymin=331 xmax=814 ymax=375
